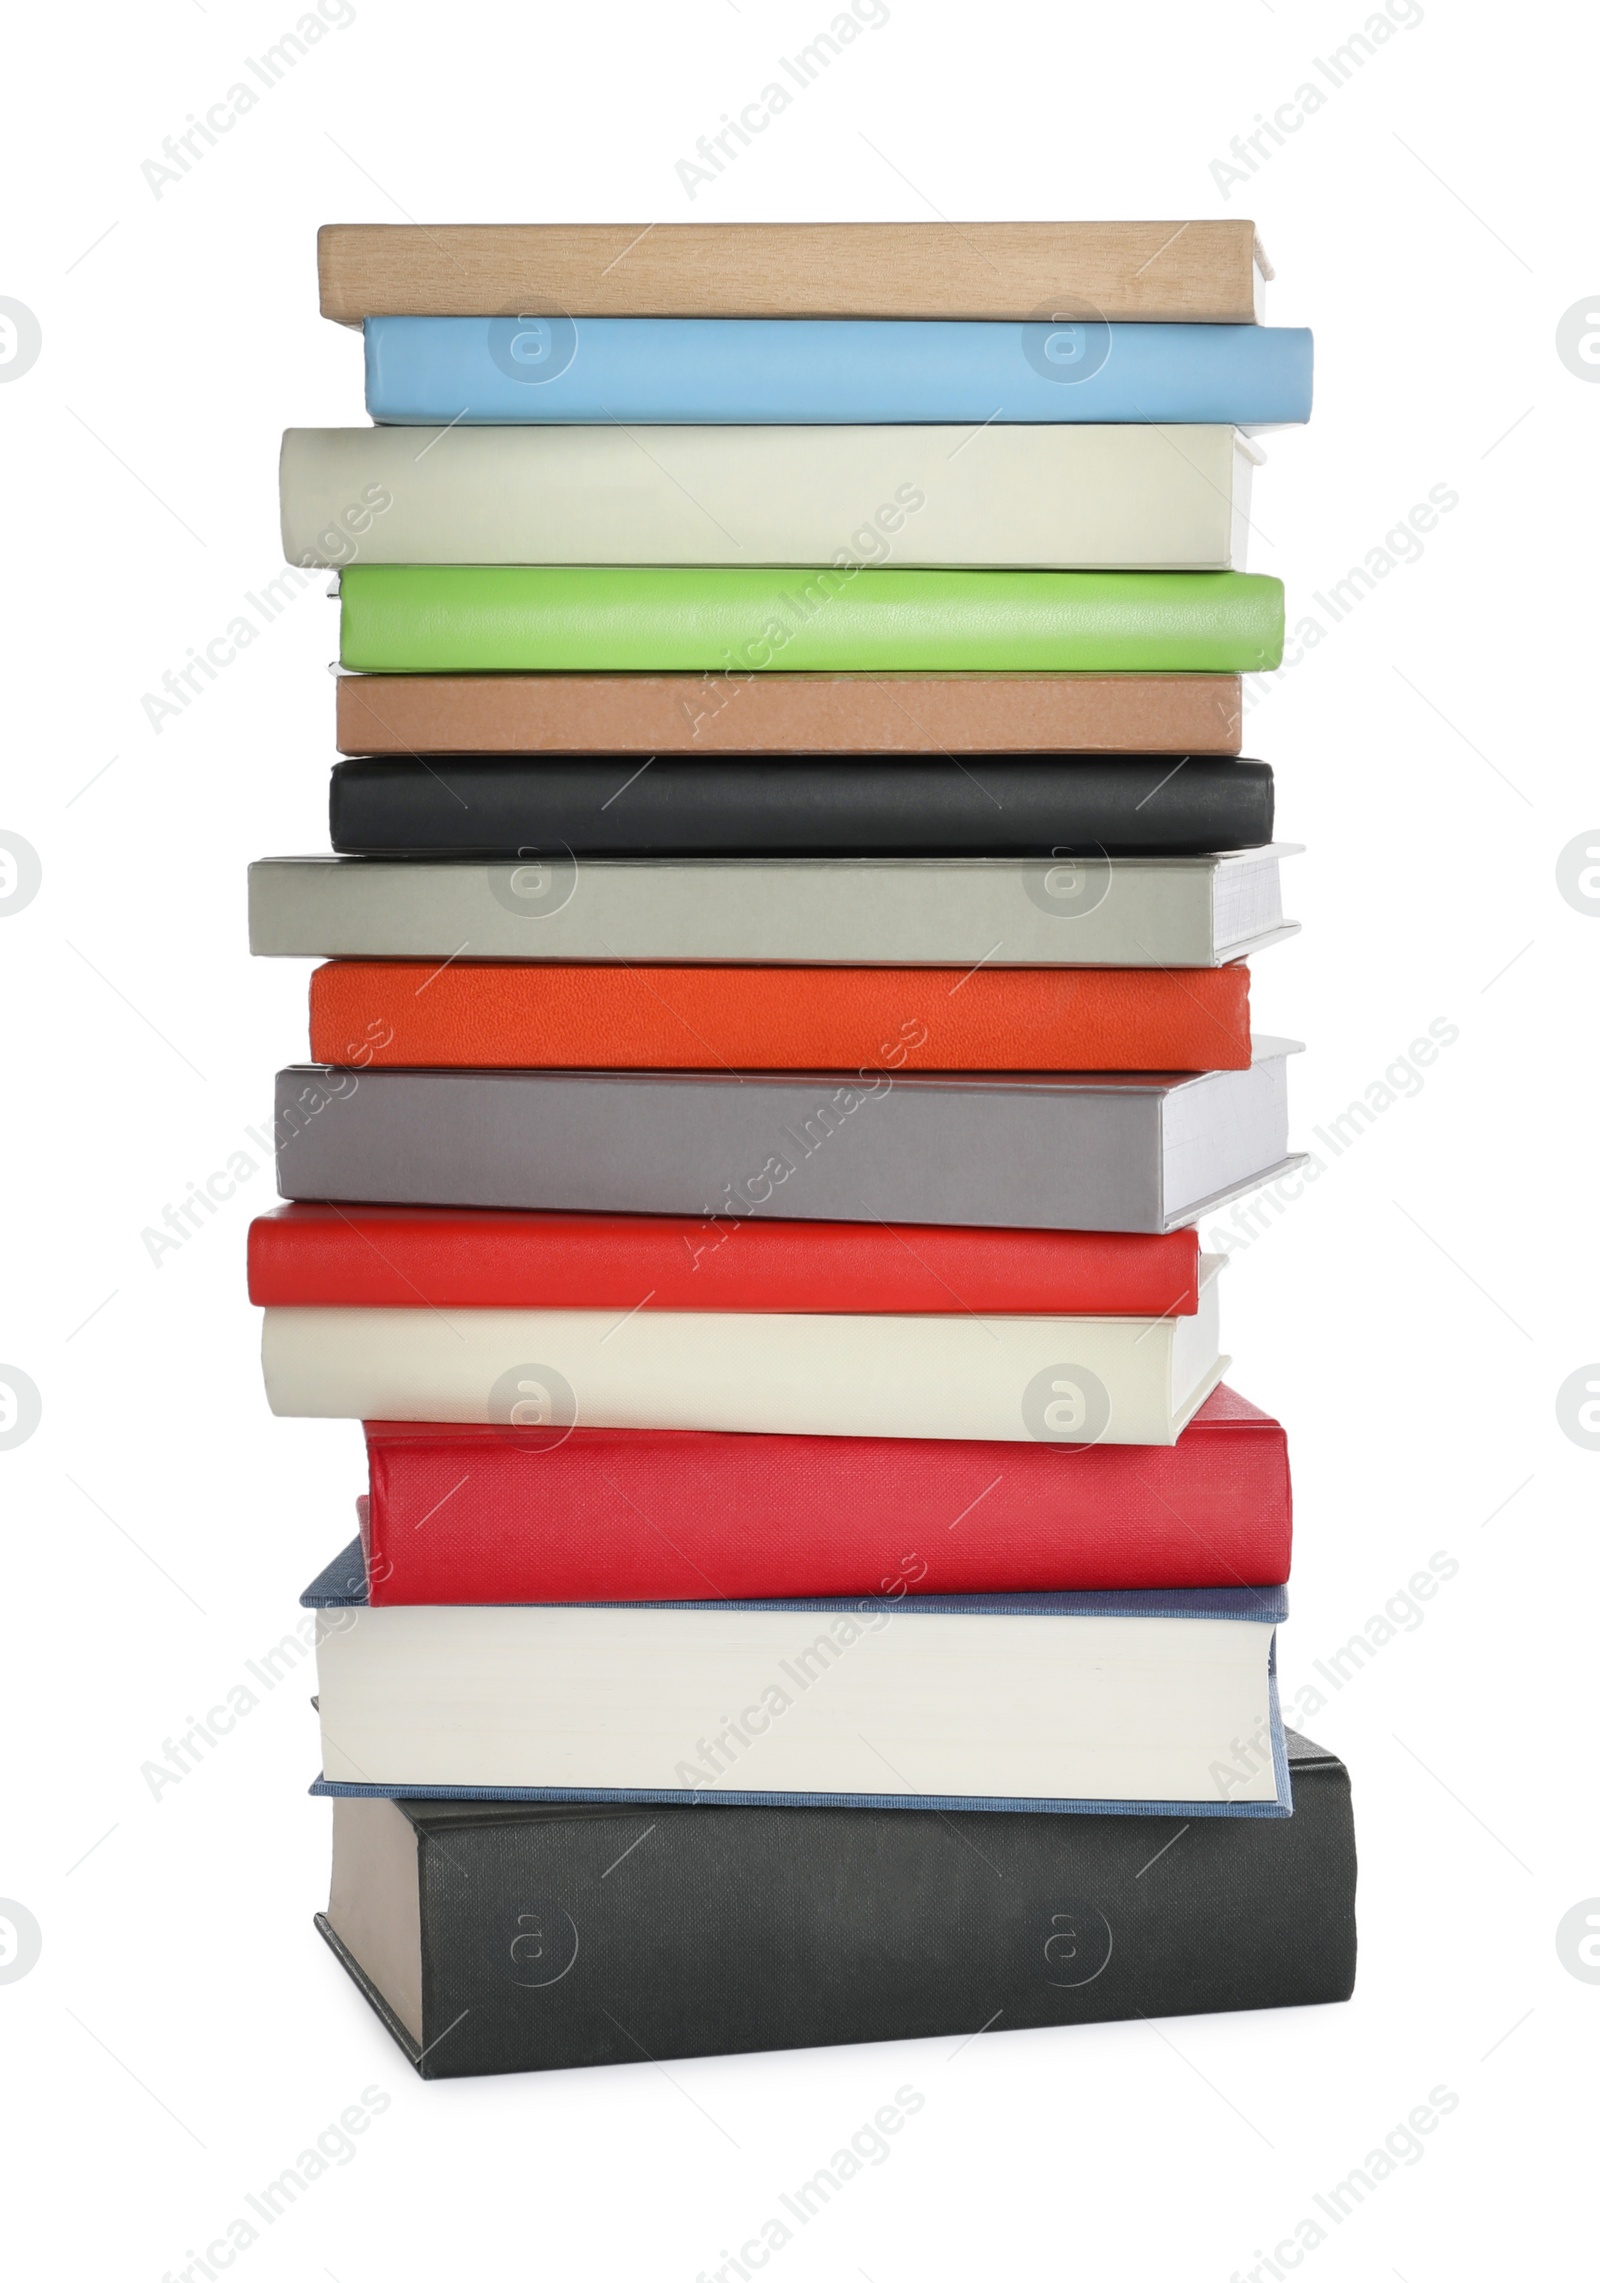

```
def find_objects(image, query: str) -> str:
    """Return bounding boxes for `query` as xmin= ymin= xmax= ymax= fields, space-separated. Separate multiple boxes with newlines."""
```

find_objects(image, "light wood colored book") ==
xmin=318 ymin=220 xmax=1269 ymax=323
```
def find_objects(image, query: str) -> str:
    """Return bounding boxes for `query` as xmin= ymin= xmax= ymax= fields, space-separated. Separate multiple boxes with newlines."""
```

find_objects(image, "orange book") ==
xmin=310 ymin=962 xmax=1251 ymax=1073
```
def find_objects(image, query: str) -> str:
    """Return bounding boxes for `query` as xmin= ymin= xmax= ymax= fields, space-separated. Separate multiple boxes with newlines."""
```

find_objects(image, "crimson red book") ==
xmin=357 ymin=1386 xmax=1290 ymax=1603
xmin=248 ymin=1203 xmax=1201 ymax=1315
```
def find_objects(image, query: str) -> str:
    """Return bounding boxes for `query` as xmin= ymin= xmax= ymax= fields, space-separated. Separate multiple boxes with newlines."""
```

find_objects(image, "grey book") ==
xmin=248 ymin=849 xmax=1299 ymax=968
xmin=274 ymin=1044 xmax=1303 ymax=1234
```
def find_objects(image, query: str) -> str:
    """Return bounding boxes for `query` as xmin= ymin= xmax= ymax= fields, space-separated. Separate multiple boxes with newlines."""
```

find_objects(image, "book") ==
xmin=334 ymin=672 xmax=1245 ymax=757
xmin=316 ymin=1730 xmax=1354 ymax=2078
xmin=359 ymin=319 xmax=1311 ymax=426
xmin=306 ymin=960 xmax=1255 ymax=1073
xmin=327 ymin=755 xmax=1275 ymax=858
xmin=247 ymin=1203 xmax=1204 ymax=1315
xmin=270 ymin=1052 xmax=1302 ymax=1233
xmin=259 ymin=1256 xmax=1226 ymax=1443
xmin=303 ymin=1542 xmax=1287 ymax=1814
xmin=283 ymin=422 xmax=1261 ymax=569
xmin=318 ymin=219 xmax=1271 ymax=324
xmin=250 ymin=851 xmax=1298 ymax=966
xmin=337 ymin=566 xmax=1286 ymax=675
xmin=353 ymin=1385 xmax=1292 ymax=1604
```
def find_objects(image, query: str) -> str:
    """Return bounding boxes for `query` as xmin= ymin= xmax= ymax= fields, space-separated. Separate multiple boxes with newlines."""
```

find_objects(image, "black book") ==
xmin=327 ymin=754 xmax=1274 ymax=858
xmin=317 ymin=1731 xmax=1355 ymax=2079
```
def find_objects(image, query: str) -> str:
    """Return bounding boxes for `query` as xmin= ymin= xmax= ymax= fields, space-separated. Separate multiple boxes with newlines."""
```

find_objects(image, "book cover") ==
xmin=333 ymin=672 xmax=1246 ymax=757
xmin=358 ymin=321 xmax=1311 ymax=426
xmin=284 ymin=422 xmax=1259 ymax=567
xmin=336 ymin=565 xmax=1287 ymax=676
xmin=249 ymin=851 xmax=1296 ymax=967
xmin=314 ymin=1730 xmax=1353 ymax=2078
xmin=247 ymin=1203 xmax=1203 ymax=1315
xmin=318 ymin=218 xmax=1270 ymax=323
xmin=303 ymin=1548 xmax=1288 ymax=1815
xmin=353 ymin=1385 xmax=1291 ymax=1604
xmin=251 ymin=850 xmax=1296 ymax=967
xmin=306 ymin=959 xmax=1255 ymax=1073
xmin=326 ymin=754 xmax=1276 ymax=858
xmin=269 ymin=1055 xmax=1301 ymax=1233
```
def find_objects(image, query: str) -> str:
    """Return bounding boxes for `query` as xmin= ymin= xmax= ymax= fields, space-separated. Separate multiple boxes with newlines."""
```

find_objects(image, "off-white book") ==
xmin=280 ymin=423 xmax=1258 ymax=570
xmin=247 ymin=850 xmax=1299 ymax=967
xmin=262 ymin=1260 xmax=1225 ymax=1445
xmin=312 ymin=1599 xmax=1282 ymax=1807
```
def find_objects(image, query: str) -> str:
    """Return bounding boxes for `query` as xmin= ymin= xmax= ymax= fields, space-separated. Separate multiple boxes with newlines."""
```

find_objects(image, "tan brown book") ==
xmin=317 ymin=221 xmax=1267 ymax=324
xmin=335 ymin=673 xmax=1242 ymax=757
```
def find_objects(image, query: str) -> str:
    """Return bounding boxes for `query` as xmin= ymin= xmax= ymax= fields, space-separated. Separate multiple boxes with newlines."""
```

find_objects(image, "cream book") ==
xmin=281 ymin=424 xmax=1259 ymax=571
xmin=262 ymin=1263 xmax=1226 ymax=1446
xmin=247 ymin=850 xmax=1299 ymax=967
xmin=308 ymin=1590 xmax=1285 ymax=1810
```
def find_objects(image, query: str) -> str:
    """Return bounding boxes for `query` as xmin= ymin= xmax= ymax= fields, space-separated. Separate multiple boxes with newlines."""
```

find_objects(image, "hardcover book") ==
xmin=326 ymin=754 xmax=1276 ymax=858
xmin=248 ymin=1203 xmax=1205 ymax=1316
xmin=316 ymin=1730 xmax=1353 ymax=2078
xmin=283 ymin=423 xmax=1261 ymax=569
xmin=358 ymin=320 xmax=1311 ymax=427
xmin=333 ymin=672 xmax=1246 ymax=757
xmin=270 ymin=1052 xmax=1303 ymax=1233
xmin=259 ymin=1255 xmax=1227 ymax=1443
xmin=352 ymin=1386 xmax=1292 ymax=1604
xmin=303 ymin=1544 xmax=1288 ymax=1815
xmin=252 ymin=850 xmax=1296 ymax=966
xmin=318 ymin=218 xmax=1272 ymax=323
xmin=306 ymin=959 xmax=1255 ymax=1073
xmin=336 ymin=565 xmax=1287 ymax=676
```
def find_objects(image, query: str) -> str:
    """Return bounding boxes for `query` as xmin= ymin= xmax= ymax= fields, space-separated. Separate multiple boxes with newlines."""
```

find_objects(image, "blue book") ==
xmin=304 ymin=1540 xmax=1290 ymax=1817
xmin=363 ymin=315 xmax=1313 ymax=427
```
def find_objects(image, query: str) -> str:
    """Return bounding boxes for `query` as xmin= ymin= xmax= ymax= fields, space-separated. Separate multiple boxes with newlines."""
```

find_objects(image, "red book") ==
xmin=247 ymin=1204 xmax=1201 ymax=1316
xmin=358 ymin=1387 xmax=1291 ymax=1603
xmin=309 ymin=959 xmax=1252 ymax=1072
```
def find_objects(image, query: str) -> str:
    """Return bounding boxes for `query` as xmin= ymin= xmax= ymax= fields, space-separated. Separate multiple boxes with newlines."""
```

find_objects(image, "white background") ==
xmin=1 ymin=1 xmax=1592 ymax=2275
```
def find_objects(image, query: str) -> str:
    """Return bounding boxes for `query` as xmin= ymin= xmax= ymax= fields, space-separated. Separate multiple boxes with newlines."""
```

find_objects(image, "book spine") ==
xmin=393 ymin=1756 xmax=1354 ymax=2076
xmin=246 ymin=1212 xmax=1199 ymax=1315
xmin=364 ymin=1421 xmax=1291 ymax=1601
xmin=306 ymin=961 xmax=1253 ymax=1074
xmin=270 ymin=1066 xmax=1170 ymax=1233
xmin=331 ymin=672 xmax=1247 ymax=759
xmin=326 ymin=755 xmax=1275 ymax=858
xmin=337 ymin=565 xmax=1286 ymax=677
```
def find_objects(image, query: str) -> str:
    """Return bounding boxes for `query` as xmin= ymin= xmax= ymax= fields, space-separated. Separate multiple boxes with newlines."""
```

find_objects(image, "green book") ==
xmin=338 ymin=565 xmax=1284 ymax=674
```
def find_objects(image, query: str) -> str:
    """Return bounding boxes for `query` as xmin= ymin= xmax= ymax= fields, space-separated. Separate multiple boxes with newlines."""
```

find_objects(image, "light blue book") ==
xmin=364 ymin=315 xmax=1313 ymax=427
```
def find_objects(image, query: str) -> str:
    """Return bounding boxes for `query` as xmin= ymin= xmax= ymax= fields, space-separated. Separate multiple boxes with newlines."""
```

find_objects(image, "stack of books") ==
xmin=249 ymin=219 xmax=1355 ymax=2080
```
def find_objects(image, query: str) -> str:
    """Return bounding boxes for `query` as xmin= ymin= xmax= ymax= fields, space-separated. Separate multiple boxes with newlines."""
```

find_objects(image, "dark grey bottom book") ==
xmin=316 ymin=1730 xmax=1355 ymax=2078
